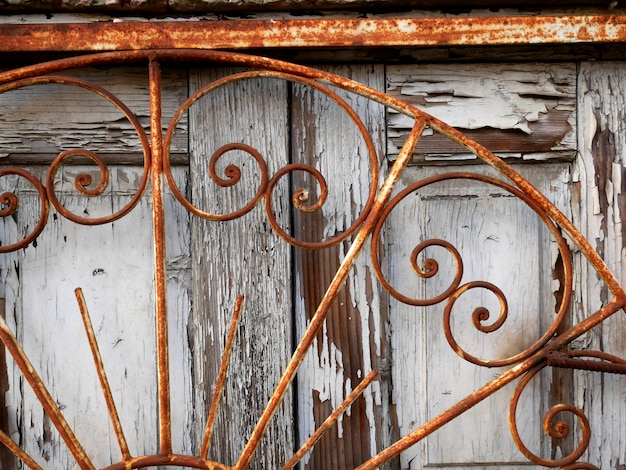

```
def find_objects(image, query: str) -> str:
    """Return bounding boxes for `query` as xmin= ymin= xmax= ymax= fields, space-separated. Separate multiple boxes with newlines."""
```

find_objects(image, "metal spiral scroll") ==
xmin=163 ymin=70 xmax=379 ymax=249
xmin=0 ymin=75 xmax=151 ymax=240
xmin=509 ymin=364 xmax=598 ymax=468
xmin=0 ymin=167 xmax=49 ymax=253
xmin=371 ymin=172 xmax=574 ymax=367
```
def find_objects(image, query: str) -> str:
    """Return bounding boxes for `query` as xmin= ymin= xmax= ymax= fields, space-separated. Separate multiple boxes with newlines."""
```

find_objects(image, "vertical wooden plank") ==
xmin=188 ymin=68 xmax=294 ymax=469
xmin=576 ymin=61 xmax=626 ymax=468
xmin=164 ymin=167 xmax=195 ymax=459
xmin=291 ymin=64 xmax=392 ymax=469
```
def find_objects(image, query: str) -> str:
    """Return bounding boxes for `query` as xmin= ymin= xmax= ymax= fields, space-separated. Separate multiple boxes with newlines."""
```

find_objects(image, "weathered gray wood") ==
xmin=575 ymin=61 xmax=626 ymax=468
xmin=188 ymin=68 xmax=294 ymax=469
xmin=0 ymin=165 xmax=192 ymax=468
xmin=0 ymin=66 xmax=188 ymax=164
xmin=388 ymin=163 xmax=572 ymax=468
xmin=290 ymin=64 xmax=393 ymax=469
xmin=0 ymin=57 xmax=624 ymax=470
xmin=387 ymin=63 xmax=576 ymax=164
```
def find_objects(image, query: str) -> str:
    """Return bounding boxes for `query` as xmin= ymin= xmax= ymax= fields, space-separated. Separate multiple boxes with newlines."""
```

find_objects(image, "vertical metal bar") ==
xmin=235 ymin=118 xmax=427 ymax=469
xmin=0 ymin=317 xmax=96 ymax=470
xmin=200 ymin=295 xmax=245 ymax=458
xmin=75 ymin=288 xmax=131 ymax=461
xmin=149 ymin=56 xmax=172 ymax=456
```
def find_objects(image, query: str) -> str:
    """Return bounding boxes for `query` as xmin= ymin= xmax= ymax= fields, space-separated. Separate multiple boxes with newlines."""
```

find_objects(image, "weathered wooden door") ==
xmin=0 ymin=54 xmax=624 ymax=469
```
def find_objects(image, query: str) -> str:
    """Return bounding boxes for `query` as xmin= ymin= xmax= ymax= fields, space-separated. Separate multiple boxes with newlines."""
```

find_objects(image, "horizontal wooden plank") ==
xmin=387 ymin=63 xmax=576 ymax=164
xmin=0 ymin=66 xmax=188 ymax=164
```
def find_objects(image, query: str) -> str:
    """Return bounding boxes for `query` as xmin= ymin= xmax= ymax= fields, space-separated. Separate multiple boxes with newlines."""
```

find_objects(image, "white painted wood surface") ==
xmin=387 ymin=63 xmax=576 ymax=164
xmin=0 ymin=166 xmax=191 ymax=468
xmin=575 ymin=61 xmax=626 ymax=469
xmin=388 ymin=163 xmax=572 ymax=468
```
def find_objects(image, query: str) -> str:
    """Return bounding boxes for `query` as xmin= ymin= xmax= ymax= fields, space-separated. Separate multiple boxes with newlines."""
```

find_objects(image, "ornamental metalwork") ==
xmin=0 ymin=49 xmax=624 ymax=469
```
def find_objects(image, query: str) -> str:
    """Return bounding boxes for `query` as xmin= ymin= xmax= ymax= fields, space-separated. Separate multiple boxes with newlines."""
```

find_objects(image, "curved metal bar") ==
xmin=547 ymin=349 xmax=626 ymax=374
xmin=0 ymin=167 xmax=49 ymax=253
xmin=103 ymin=454 xmax=232 ymax=470
xmin=372 ymin=171 xmax=574 ymax=368
xmin=509 ymin=364 xmax=592 ymax=467
xmin=0 ymin=74 xmax=151 ymax=227
xmin=163 ymin=69 xmax=379 ymax=249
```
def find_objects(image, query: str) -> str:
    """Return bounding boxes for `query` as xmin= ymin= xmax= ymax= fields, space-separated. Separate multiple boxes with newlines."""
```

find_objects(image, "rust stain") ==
xmin=0 ymin=15 xmax=625 ymax=52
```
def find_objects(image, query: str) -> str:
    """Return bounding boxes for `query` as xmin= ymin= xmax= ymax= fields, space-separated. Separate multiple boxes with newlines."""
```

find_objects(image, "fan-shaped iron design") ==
xmin=0 ymin=50 xmax=624 ymax=469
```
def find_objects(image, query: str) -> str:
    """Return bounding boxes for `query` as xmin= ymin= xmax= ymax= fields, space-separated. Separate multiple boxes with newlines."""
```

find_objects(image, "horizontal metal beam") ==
xmin=0 ymin=14 xmax=625 ymax=52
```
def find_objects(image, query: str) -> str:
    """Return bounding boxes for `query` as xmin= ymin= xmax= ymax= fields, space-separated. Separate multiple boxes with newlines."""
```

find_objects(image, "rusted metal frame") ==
xmin=0 ymin=50 xmax=625 ymax=469
xmin=148 ymin=56 xmax=173 ymax=458
xmin=0 ymin=14 xmax=626 ymax=52
xmin=235 ymin=118 xmax=428 ymax=469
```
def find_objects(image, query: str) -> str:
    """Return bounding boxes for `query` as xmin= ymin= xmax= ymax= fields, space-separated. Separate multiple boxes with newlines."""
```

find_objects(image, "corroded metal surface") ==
xmin=0 ymin=15 xmax=625 ymax=52
xmin=0 ymin=50 xmax=624 ymax=469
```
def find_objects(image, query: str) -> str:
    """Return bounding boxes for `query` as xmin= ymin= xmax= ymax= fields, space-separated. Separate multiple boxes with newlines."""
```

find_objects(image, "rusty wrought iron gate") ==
xmin=0 ymin=49 xmax=625 ymax=469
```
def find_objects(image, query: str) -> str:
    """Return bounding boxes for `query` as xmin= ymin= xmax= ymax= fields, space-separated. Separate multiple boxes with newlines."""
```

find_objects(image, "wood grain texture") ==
xmin=188 ymin=68 xmax=294 ymax=469
xmin=0 ymin=66 xmax=188 ymax=164
xmin=290 ymin=64 xmax=393 ymax=469
xmin=575 ymin=61 xmax=626 ymax=469
xmin=387 ymin=63 xmax=576 ymax=164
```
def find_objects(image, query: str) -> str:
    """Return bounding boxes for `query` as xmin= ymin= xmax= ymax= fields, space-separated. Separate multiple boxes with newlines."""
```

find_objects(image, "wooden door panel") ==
xmin=386 ymin=63 xmax=576 ymax=165
xmin=188 ymin=68 xmax=294 ymax=469
xmin=0 ymin=166 xmax=192 ymax=468
xmin=388 ymin=163 xmax=573 ymax=468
